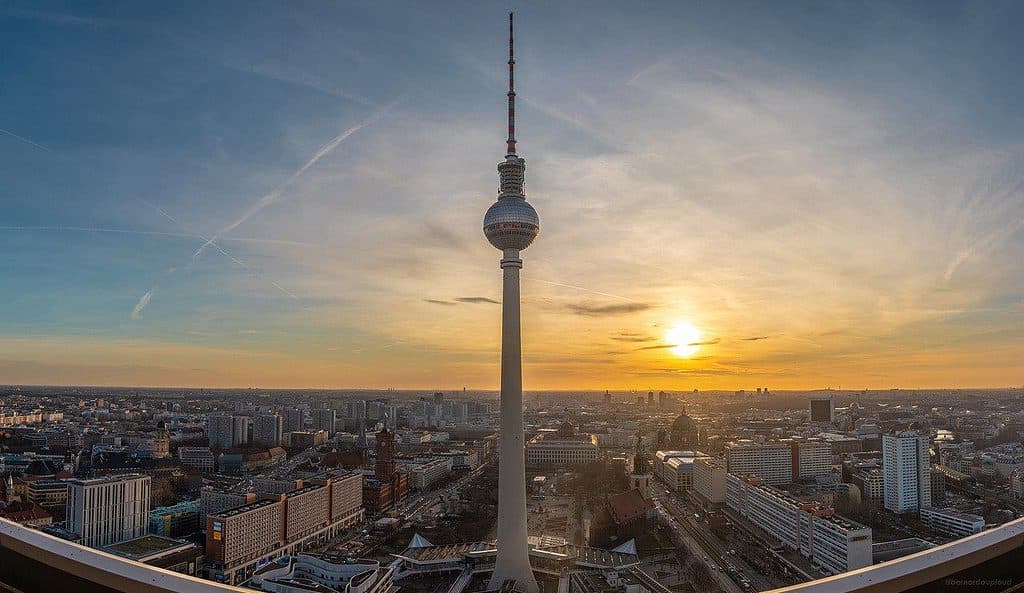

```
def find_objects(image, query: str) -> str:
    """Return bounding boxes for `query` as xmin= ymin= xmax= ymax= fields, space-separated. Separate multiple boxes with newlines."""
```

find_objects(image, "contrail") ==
xmin=192 ymin=97 xmax=404 ymax=261
xmin=0 ymin=128 xmax=52 ymax=152
xmin=146 ymin=201 xmax=299 ymax=300
xmin=527 ymin=277 xmax=639 ymax=302
xmin=0 ymin=224 xmax=309 ymax=247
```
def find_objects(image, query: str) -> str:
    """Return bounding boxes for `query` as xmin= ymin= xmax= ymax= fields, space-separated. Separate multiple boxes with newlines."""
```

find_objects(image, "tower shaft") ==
xmin=485 ymin=14 xmax=539 ymax=591
xmin=489 ymin=250 xmax=539 ymax=593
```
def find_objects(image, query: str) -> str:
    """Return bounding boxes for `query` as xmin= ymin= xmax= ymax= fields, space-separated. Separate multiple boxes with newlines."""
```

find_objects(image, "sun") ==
xmin=665 ymin=322 xmax=702 ymax=358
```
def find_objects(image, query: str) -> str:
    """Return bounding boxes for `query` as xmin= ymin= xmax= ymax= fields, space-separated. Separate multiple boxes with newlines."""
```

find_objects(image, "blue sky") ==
xmin=1 ymin=1 xmax=1023 ymax=389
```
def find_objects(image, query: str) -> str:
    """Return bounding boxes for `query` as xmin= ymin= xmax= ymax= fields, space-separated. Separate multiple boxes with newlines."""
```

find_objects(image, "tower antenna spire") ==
xmin=506 ymin=11 xmax=517 ymax=156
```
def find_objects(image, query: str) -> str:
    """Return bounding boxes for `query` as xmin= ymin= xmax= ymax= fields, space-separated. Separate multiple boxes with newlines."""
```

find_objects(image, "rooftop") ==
xmin=103 ymin=534 xmax=195 ymax=561
xmin=209 ymin=497 xmax=280 ymax=519
xmin=68 ymin=473 xmax=147 ymax=486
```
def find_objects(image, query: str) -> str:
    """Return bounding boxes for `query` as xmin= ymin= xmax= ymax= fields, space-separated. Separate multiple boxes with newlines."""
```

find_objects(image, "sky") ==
xmin=1 ymin=1 xmax=1023 ymax=390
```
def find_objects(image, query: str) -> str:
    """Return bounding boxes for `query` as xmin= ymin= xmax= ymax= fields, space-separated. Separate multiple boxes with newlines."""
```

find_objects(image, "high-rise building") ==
xmin=253 ymin=414 xmax=284 ymax=448
xmin=346 ymin=400 xmax=366 ymax=420
xmin=66 ymin=474 xmax=151 ymax=548
xmin=233 ymin=416 xmax=248 ymax=446
xmin=313 ymin=409 xmax=336 ymax=435
xmin=208 ymin=414 xmax=248 ymax=449
xmin=283 ymin=408 xmax=304 ymax=434
xmin=207 ymin=413 xmax=230 ymax=449
xmin=883 ymin=431 xmax=932 ymax=513
xmin=481 ymin=13 xmax=540 ymax=593
xmin=809 ymin=397 xmax=835 ymax=423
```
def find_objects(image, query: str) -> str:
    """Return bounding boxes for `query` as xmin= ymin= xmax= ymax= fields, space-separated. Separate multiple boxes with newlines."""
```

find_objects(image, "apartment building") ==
xmin=725 ymin=439 xmax=833 ymax=485
xmin=882 ymin=431 xmax=932 ymax=513
xmin=725 ymin=473 xmax=872 ymax=575
xmin=284 ymin=485 xmax=330 ymax=542
xmin=206 ymin=499 xmax=285 ymax=584
xmin=204 ymin=472 xmax=364 ymax=585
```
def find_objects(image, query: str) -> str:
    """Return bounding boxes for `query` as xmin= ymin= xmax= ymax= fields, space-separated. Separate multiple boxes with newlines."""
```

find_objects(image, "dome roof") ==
xmin=672 ymin=414 xmax=695 ymax=431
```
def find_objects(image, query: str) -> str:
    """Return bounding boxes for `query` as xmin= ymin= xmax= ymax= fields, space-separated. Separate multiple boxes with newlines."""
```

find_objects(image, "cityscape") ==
xmin=2 ymin=3 xmax=1024 ymax=593
xmin=4 ymin=386 xmax=1024 ymax=593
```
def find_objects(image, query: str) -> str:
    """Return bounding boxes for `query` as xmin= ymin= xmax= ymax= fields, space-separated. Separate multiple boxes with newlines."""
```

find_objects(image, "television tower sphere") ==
xmin=483 ymin=193 xmax=540 ymax=251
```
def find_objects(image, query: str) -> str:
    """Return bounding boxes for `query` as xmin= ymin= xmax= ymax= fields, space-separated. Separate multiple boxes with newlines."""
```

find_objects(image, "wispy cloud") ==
xmin=567 ymin=302 xmax=653 ymax=316
xmin=636 ymin=344 xmax=676 ymax=351
xmin=610 ymin=333 xmax=655 ymax=343
xmin=741 ymin=336 xmax=770 ymax=341
xmin=455 ymin=297 xmax=500 ymax=305
xmin=131 ymin=290 xmax=153 ymax=320
xmin=424 ymin=299 xmax=457 ymax=306
xmin=689 ymin=338 xmax=721 ymax=346
xmin=944 ymin=216 xmax=1024 ymax=282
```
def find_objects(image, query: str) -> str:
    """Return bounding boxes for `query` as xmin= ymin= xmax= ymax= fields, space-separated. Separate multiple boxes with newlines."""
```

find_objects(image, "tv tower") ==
xmin=483 ymin=12 xmax=540 ymax=593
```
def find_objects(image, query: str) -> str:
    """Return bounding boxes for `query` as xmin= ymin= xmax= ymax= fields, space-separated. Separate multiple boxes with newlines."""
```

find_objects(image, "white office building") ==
xmin=920 ymin=507 xmax=985 ymax=538
xmin=66 ymin=474 xmax=151 ymax=548
xmin=883 ymin=431 xmax=932 ymax=513
xmin=660 ymin=451 xmax=709 ymax=491
xmin=693 ymin=457 xmax=727 ymax=505
xmin=409 ymin=457 xmax=454 ymax=491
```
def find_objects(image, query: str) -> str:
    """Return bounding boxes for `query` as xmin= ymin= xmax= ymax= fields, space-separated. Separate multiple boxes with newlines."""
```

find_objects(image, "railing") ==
xmin=4 ymin=516 xmax=1024 ymax=593
xmin=764 ymin=517 xmax=1024 ymax=593
xmin=0 ymin=518 xmax=244 ymax=593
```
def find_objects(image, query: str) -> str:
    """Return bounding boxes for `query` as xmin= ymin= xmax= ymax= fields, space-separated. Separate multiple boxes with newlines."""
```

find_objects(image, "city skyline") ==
xmin=3 ymin=2 xmax=1024 ymax=390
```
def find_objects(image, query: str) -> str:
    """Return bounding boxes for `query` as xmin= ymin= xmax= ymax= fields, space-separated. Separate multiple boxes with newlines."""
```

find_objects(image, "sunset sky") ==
xmin=2 ymin=1 xmax=1022 ymax=390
